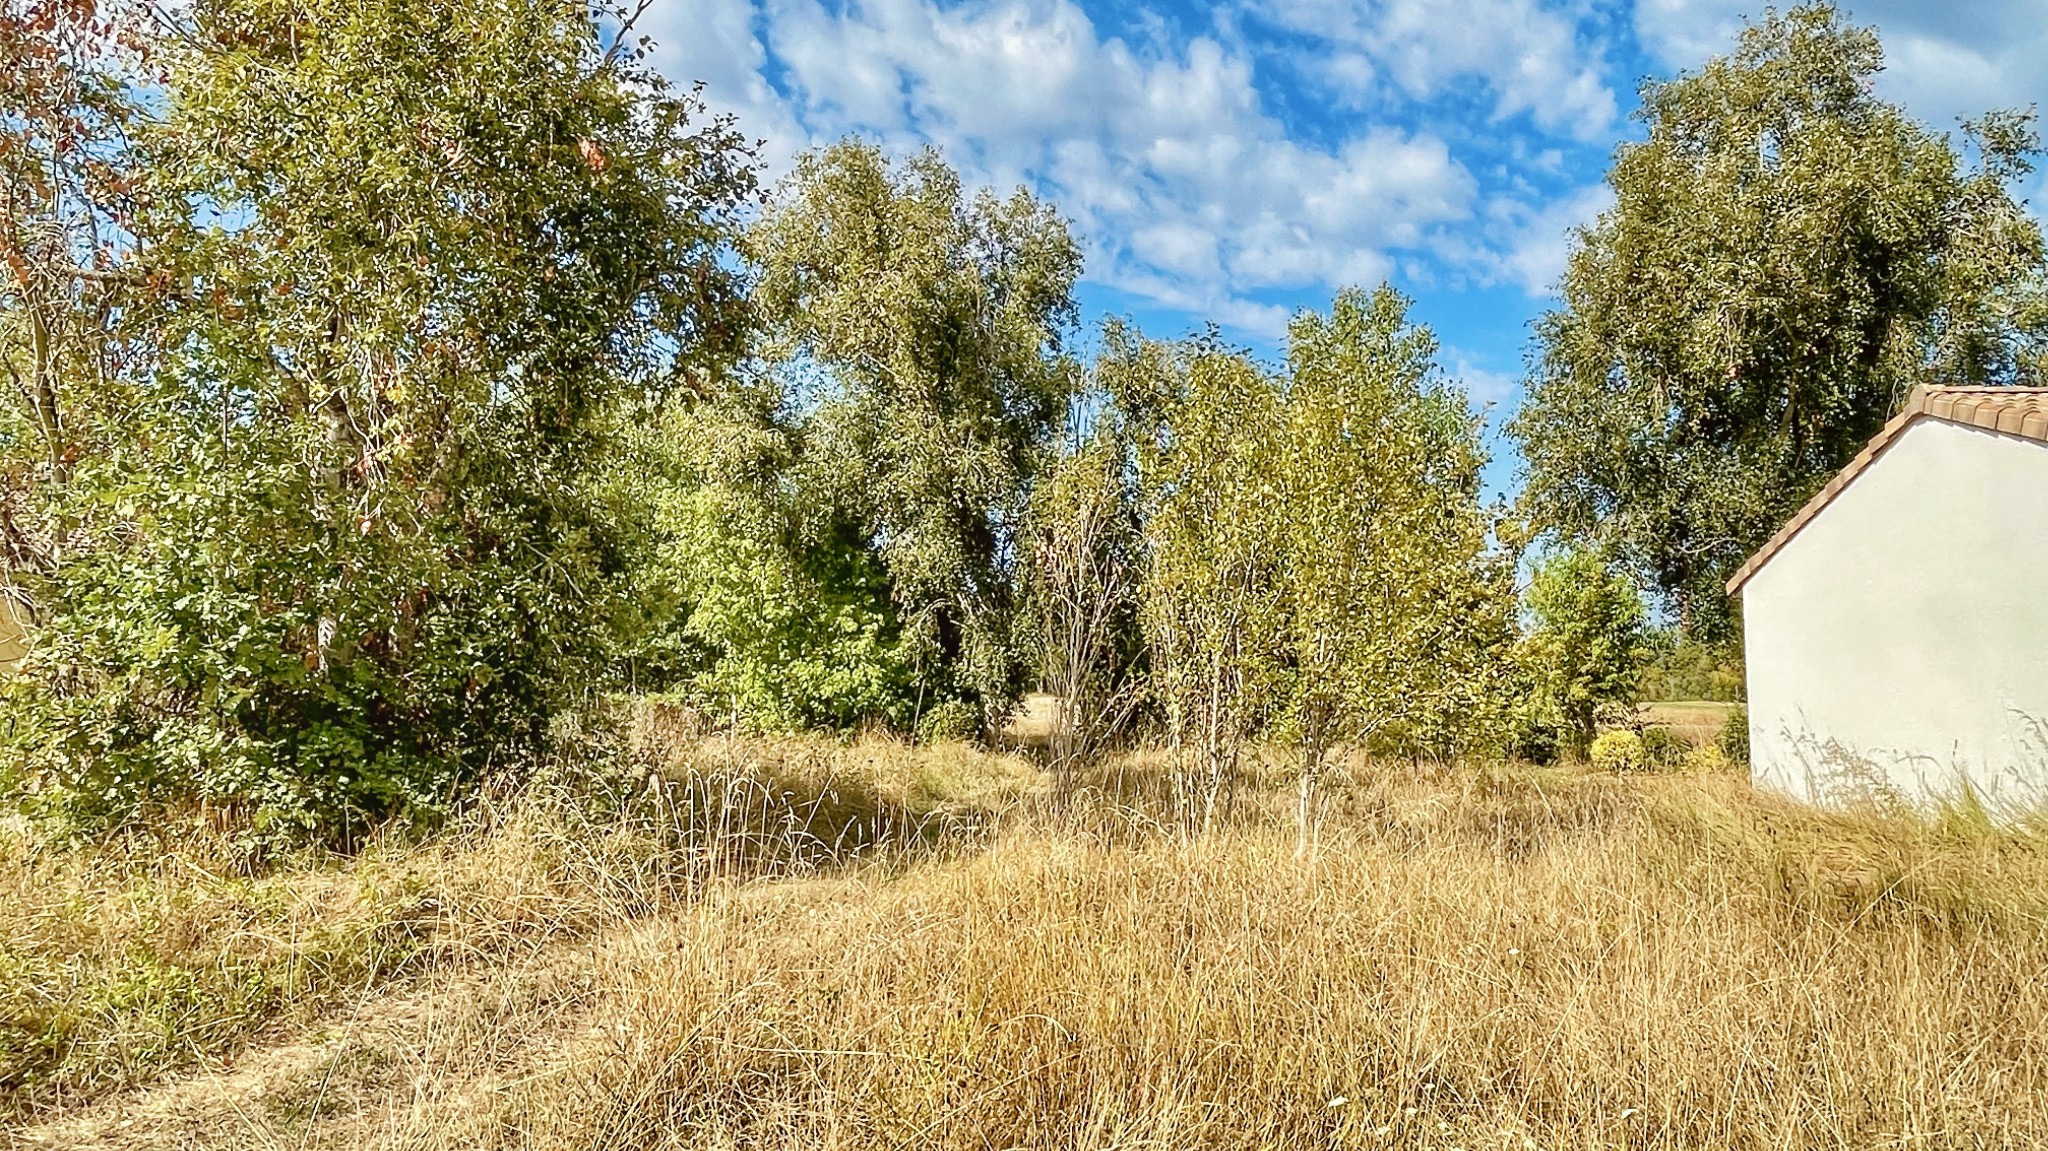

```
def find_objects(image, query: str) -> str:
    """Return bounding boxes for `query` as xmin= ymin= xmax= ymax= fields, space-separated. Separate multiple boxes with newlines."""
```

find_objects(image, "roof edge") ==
xmin=1725 ymin=385 xmax=2048 ymax=595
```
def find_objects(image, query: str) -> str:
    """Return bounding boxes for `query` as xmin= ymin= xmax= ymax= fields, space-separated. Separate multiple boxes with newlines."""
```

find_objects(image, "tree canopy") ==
xmin=743 ymin=141 xmax=1082 ymax=726
xmin=1521 ymin=549 xmax=1650 ymax=756
xmin=1512 ymin=2 xmax=2048 ymax=633
xmin=1 ymin=0 xmax=754 ymax=836
xmin=1275 ymin=288 xmax=1512 ymax=770
xmin=1107 ymin=289 xmax=1515 ymax=829
xmin=18 ymin=0 xmax=2000 ymax=841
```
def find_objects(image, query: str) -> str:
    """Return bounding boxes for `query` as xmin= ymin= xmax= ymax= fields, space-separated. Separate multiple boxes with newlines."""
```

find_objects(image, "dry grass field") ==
xmin=1638 ymin=701 xmax=1741 ymax=747
xmin=6 ymin=726 xmax=2048 ymax=1150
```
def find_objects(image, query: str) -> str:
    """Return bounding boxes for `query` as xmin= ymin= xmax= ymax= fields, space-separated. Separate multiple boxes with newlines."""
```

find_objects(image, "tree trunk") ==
xmin=1296 ymin=710 xmax=1329 ymax=861
xmin=1295 ymin=749 xmax=1321 ymax=860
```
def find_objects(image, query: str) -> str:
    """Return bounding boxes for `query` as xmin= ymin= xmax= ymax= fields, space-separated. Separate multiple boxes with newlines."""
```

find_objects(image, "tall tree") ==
xmin=1114 ymin=330 xmax=1286 ymax=829
xmin=1 ymin=2 xmax=157 ymax=585
xmin=748 ymin=141 xmax=1080 ymax=729
xmin=2 ymin=0 xmax=754 ymax=836
xmin=1026 ymin=415 xmax=1144 ymax=778
xmin=1114 ymin=292 xmax=1515 ymax=835
xmin=1512 ymin=3 xmax=2048 ymax=633
xmin=1276 ymin=287 xmax=1512 ymax=848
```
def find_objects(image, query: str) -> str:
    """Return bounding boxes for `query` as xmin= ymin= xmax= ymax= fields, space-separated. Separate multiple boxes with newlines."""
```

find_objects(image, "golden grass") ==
xmin=1639 ymin=701 xmax=1740 ymax=746
xmin=8 ymin=736 xmax=2048 ymax=1149
xmin=0 ymin=734 xmax=1036 ymax=1121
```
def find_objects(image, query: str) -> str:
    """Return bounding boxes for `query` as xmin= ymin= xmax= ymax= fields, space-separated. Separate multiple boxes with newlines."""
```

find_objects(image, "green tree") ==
xmin=747 ymin=141 xmax=1081 ymax=730
xmin=2 ymin=4 xmax=157 ymax=578
xmin=622 ymin=384 xmax=914 ymax=732
xmin=1113 ymin=329 xmax=1286 ymax=828
xmin=2 ymin=0 xmax=754 ymax=837
xmin=1274 ymin=288 xmax=1514 ymax=849
xmin=1637 ymin=626 xmax=1745 ymax=703
xmin=1512 ymin=2 xmax=2048 ymax=634
xmin=1110 ymin=290 xmax=1516 ymax=833
xmin=1521 ymin=549 xmax=1650 ymax=757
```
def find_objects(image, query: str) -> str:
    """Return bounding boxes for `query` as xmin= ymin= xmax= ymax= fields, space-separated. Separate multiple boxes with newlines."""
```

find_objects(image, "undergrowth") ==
xmin=0 ymin=727 xmax=1033 ymax=1120
xmin=6 ymin=721 xmax=2048 ymax=1149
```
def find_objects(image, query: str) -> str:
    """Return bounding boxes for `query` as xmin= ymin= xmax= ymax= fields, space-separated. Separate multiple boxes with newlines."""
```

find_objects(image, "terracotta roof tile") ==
xmin=1726 ymin=386 xmax=2048 ymax=594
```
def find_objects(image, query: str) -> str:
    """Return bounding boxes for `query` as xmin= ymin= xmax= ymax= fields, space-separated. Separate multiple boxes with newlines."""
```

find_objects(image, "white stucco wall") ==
xmin=1742 ymin=418 xmax=2048 ymax=810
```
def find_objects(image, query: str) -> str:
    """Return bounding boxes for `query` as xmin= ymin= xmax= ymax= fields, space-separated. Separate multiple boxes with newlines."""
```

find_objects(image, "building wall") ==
xmin=1743 ymin=418 xmax=2048 ymax=810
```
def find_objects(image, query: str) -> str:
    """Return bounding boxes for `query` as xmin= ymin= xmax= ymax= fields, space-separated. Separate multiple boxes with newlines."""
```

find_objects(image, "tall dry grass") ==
xmin=8 ymin=732 xmax=2048 ymax=1149
xmin=504 ymin=767 xmax=2048 ymax=1150
xmin=0 ymin=731 xmax=1034 ymax=1122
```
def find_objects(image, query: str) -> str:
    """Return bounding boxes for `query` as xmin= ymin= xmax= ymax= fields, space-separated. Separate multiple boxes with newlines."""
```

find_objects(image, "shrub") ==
xmin=1590 ymin=729 xmax=1647 ymax=772
xmin=1521 ymin=550 xmax=1650 ymax=757
xmin=0 ymin=1 xmax=755 ymax=842
xmin=1640 ymin=725 xmax=1684 ymax=768
xmin=917 ymin=700 xmax=982 ymax=745
xmin=1638 ymin=628 xmax=1746 ymax=702
xmin=1720 ymin=705 xmax=1752 ymax=765
xmin=1505 ymin=701 xmax=1563 ymax=765
xmin=1682 ymin=742 xmax=1733 ymax=774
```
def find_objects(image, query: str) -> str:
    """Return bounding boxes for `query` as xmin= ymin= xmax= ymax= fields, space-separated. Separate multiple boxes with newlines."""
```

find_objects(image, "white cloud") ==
xmin=1448 ymin=352 xmax=1521 ymax=409
xmin=1629 ymin=0 xmax=1745 ymax=77
xmin=1634 ymin=0 xmax=2048 ymax=138
xmin=1258 ymin=0 xmax=1618 ymax=140
xmin=642 ymin=0 xmax=808 ymax=167
xmin=645 ymin=0 xmax=1482 ymax=333
xmin=1496 ymin=183 xmax=1613 ymax=296
xmin=1419 ymin=180 xmax=1610 ymax=297
xmin=642 ymin=0 xmax=2048 ymax=341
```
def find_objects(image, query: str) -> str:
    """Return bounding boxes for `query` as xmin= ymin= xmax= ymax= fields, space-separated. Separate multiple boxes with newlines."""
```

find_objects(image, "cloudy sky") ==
xmin=642 ymin=0 xmax=2048 ymax=482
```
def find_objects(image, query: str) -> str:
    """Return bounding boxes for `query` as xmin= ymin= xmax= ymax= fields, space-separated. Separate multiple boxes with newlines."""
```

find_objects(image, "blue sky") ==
xmin=644 ymin=0 xmax=2048 ymax=492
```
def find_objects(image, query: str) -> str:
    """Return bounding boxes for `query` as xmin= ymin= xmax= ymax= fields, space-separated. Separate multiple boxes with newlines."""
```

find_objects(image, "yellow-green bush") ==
xmin=1589 ymin=728 xmax=1646 ymax=772
xmin=1682 ymin=741 xmax=1734 ymax=774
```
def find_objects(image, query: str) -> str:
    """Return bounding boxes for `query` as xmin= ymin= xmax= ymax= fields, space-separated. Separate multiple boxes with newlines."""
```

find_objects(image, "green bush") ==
xmin=1521 ymin=550 xmax=1650 ymax=757
xmin=1638 ymin=629 xmax=1746 ymax=702
xmin=0 ymin=1 xmax=754 ymax=842
xmin=1590 ymin=729 xmax=1647 ymax=773
xmin=1640 ymin=725 xmax=1684 ymax=769
xmin=916 ymin=700 xmax=982 ymax=745
xmin=1505 ymin=703 xmax=1563 ymax=765
xmin=1682 ymin=742 xmax=1733 ymax=773
xmin=1720 ymin=705 xmax=1751 ymax=766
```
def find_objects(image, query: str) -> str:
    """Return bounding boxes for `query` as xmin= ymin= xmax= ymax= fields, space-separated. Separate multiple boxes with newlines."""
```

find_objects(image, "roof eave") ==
xmin=1725 ymin=385 xmax=2048 ymax=596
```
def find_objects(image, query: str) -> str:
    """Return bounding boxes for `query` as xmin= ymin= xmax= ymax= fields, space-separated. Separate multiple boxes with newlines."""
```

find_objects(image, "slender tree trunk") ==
xmin=1295 ymin=749 xmax=1320 ymax=860
xmin=1296 ymin=707 xmax=1328 ymax=861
